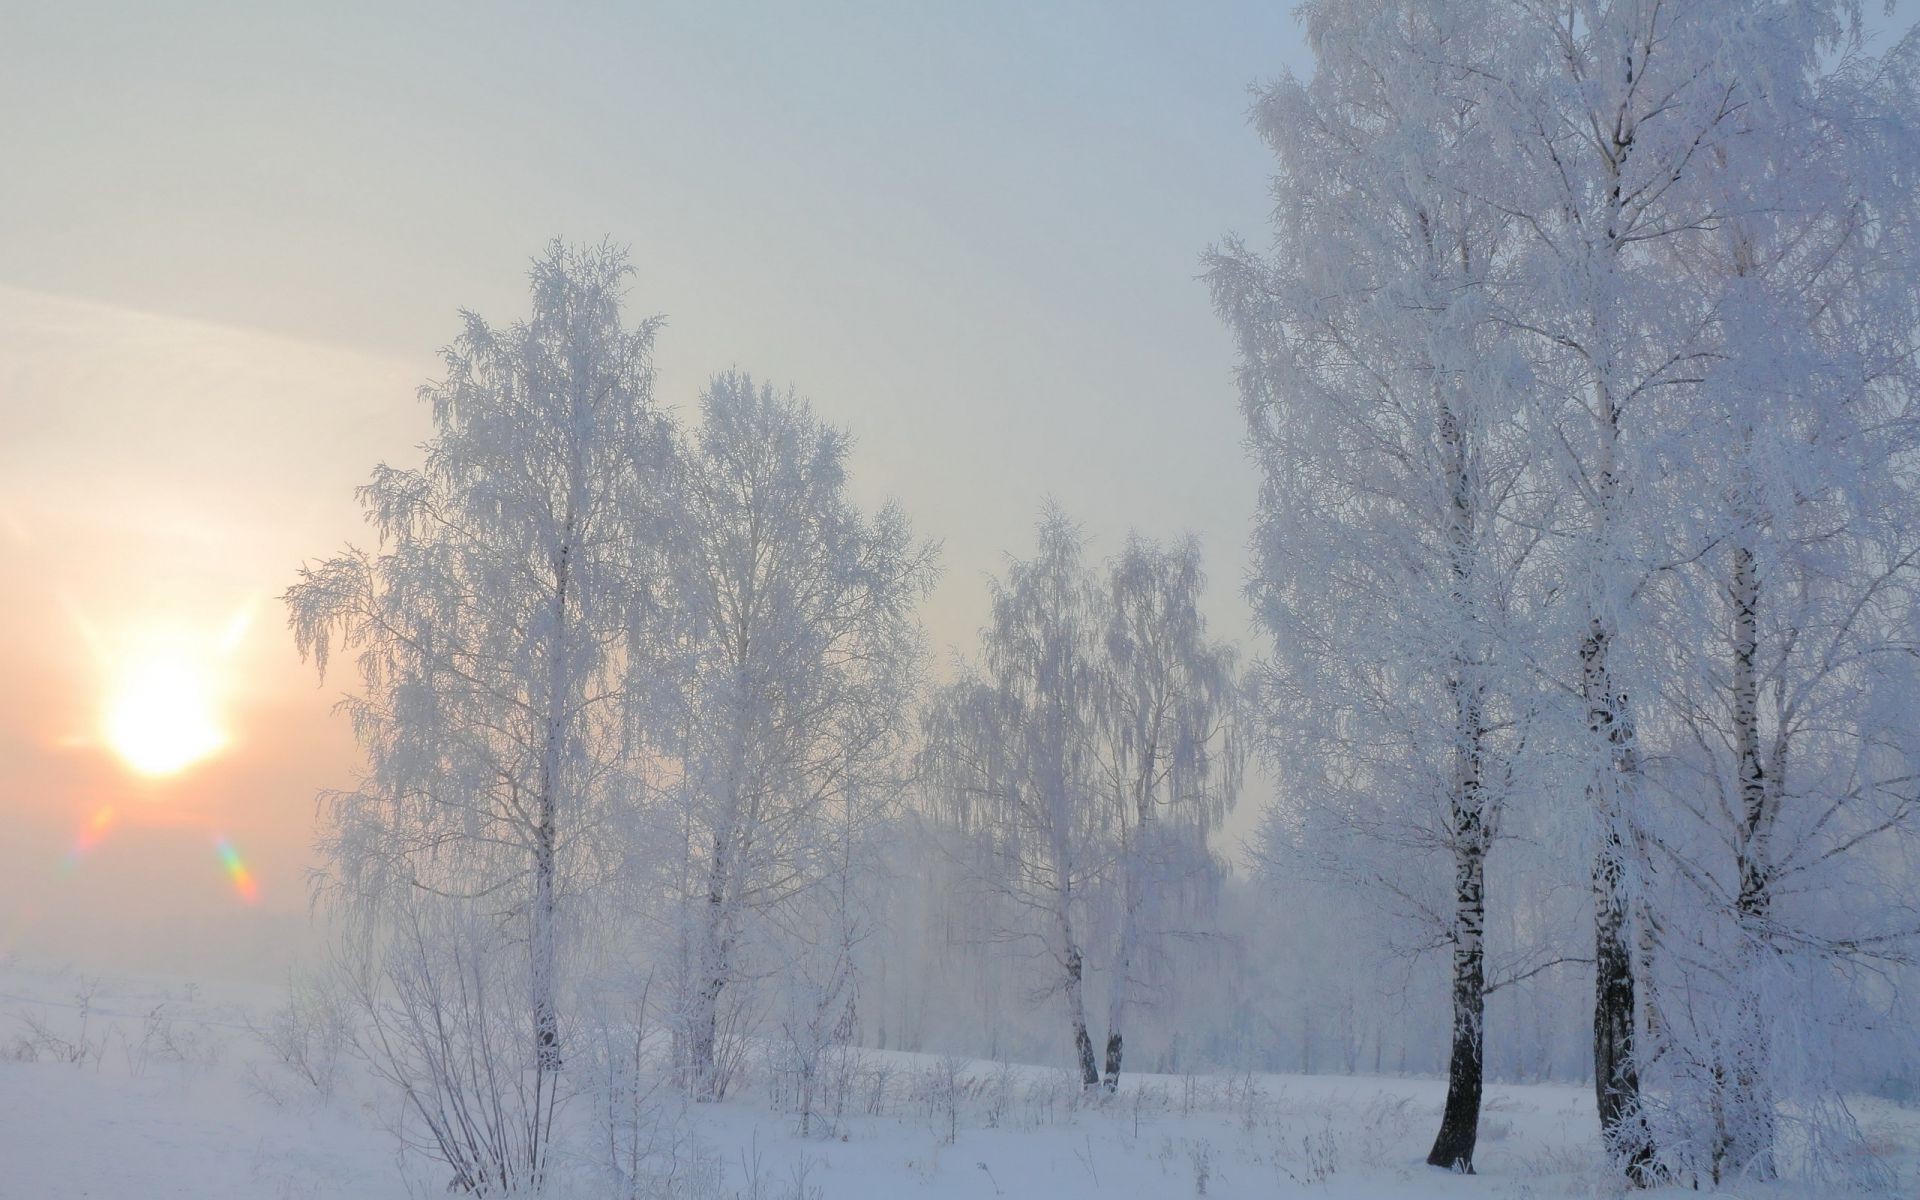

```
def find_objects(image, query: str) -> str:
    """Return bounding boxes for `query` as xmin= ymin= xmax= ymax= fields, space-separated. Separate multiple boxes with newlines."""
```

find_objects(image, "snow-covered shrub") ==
xmin=779 ymin=1155 xmax=824 ymax=1200
xmin=341 ymin=902 xmax=562 ymax=1196
xmin=1127 ymin=1080 xmax=1169 ymax=1138
xmin=1226 ymin=1070 xmax=1267 ymax=1134
xmin=1300 ymin=1124 xmax=1338 ymax=1184
xmin=849 ymin=1053 xmax=894 ymax=1117
xmin=768 ymin=927 xmax=861 ymax=1140
xmin=1177 ymin=1070 xmax=1209 ymax=1117
xmin=1019 ymin=1065 xmax=1082 ymax=1126
xmin=130 ymin=1001 xmax=220 ymax=1074
xmin=11 ymin=1014 xmax=86 ymax=1065
xmin=12 ymin=980 xmax=104 ymax=1067
xmin=911 ymin=1053 xmax=973 ymax=1144
xmin=246 ymin=977 xmax=351 ymax=1103
xmin=574 ymin=977 xmax=680 ymax=1200
xmin=979 ymin=1059 xmax=1017 ymax=1129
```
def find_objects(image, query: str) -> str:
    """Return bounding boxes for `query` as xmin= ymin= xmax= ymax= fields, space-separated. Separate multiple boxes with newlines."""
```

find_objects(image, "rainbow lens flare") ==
xmin=60 ymin=807 xmax=118 ymax=874
xmin=214 ymin=835 xmax=259 ymax=903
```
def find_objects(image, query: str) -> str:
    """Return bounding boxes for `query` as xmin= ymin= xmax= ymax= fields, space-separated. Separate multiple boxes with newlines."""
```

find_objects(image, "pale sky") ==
xmin=0 ymin=2 xmax=1313 ymax=979
xmin=13 ymin=2 xmax=1912 ymax=981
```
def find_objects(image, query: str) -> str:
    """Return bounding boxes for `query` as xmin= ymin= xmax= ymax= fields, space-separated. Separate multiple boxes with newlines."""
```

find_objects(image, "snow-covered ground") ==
xmin=3 ymin=959 xmax=1915 ymax=1199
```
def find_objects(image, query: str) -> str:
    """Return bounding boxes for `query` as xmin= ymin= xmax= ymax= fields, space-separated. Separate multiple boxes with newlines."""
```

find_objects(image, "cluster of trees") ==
xmin=283 ymin=3 xmax=1920 ymax=1191
xmin=287 ymin=242 xmax=937 ymax=1188
xmin=920 ymin=512 xmax=1243 ymax=1094
xmin=1210 ymin=0 xmax=1920 ymax=1185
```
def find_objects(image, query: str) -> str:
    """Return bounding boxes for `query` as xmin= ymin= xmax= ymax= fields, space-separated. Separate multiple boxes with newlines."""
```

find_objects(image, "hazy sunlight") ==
xmin=102 ymin=641 xmax=229 ymax=777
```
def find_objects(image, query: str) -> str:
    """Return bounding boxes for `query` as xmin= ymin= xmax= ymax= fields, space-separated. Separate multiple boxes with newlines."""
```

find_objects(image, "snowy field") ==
xmin=4 ymin=959 xmax=1916 ymax=1200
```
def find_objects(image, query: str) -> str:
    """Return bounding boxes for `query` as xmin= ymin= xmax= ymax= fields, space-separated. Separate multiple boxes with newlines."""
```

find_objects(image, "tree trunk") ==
xmin=1103 ymin=779 xmax=1152 ymax=1095
xmin=1426 ymin=719 xmax=1487 ymax=1171
xmin=1058 ymin=915 xmax=1101 ymax=1091
xmin=1065 ymin=947 xmax=1099 ymax=1090
xmin=1103 ymin=882 xmax=1137 ymax=1091
xmin=1103 ymin=903 xmax=1133 ymax=1091
xmin=1592 ymin=841 xmax=1644 ymax=1170
xmin=690 ymin=836 xmax=733 ymax=1100
xmin=1426 ymin=840 xmax=1485 ymax=1172
xmin=532 ymin=809 xmax=561 ymax=1071
xmin=1427 ymin=398 xmax=1488 ymax=1173
xmin=532 ymin=512 xmax=577 ymax=1074
xmin=688 ymin=968 xmax=725 ymax=1101
xmin=1725 ymin=542 xmax=1777 ymax=1179
xmin=1583 ymin=619 xmax=1655 ymax=1183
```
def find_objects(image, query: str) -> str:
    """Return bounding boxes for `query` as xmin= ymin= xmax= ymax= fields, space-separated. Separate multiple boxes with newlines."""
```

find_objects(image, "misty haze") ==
xmin=7 ymin=3 xmax=1920 ymax=1198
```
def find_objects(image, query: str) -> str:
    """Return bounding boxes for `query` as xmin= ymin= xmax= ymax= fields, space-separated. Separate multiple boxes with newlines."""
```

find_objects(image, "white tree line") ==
xmin=1209 ymin=0 xmax=1920 ymax=1185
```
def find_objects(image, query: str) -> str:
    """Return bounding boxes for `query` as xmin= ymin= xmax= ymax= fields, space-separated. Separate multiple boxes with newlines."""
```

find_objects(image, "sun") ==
xmin=103 ymin=645 xmax=229 ymax=777
xmin=78 ymin=600 xmax=253 ymax=779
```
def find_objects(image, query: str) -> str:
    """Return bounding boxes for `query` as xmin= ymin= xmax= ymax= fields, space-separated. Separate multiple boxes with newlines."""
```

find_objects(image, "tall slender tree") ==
xmin=658 ymin=371 xmax=933 ymax=1100
xmin=1096 ymin=534 xmax=1242 ymax=1092
xmin=1635 ymin=33 xmax=1920 ymax=1180
xmin=1209 ymin=0 xmax=1543 ymax=1171
xmin=286 ymin=241 xmax=671 ymax=1073
xmin=923 ymin=511 xmax=1112 ymax=1090
xmin=924 ymin=513 xmax=1241 ymax=1093
xmin=1460 ymin=3 xmax=1846 ymax=1174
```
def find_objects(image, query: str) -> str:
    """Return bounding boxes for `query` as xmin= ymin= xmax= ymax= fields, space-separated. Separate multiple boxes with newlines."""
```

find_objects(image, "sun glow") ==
xmin=102 ymin=641 xmax=230 ymax=777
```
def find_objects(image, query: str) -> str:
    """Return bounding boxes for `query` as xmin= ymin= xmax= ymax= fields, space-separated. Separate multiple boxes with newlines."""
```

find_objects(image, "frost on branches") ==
xmin=650 ymin=372 xmax=934 ymax=1102
xmin=1214 ymin=0 xmax=1920 ymax=1185
xmin=921 ymin=511 xmax=1241 ymax=1095
xmin=287 ymin=241 xmax=671 ymax=1080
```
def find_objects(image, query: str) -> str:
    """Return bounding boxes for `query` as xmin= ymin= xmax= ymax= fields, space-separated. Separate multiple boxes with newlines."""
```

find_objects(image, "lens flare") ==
xmin=60 ymin=806 xmax=118 ymax=874
xmin=215 ymin=836 xmax=259 ymax=904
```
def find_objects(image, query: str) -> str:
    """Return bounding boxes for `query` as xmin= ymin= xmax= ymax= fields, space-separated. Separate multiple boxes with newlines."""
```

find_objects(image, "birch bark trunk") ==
xmin=1724 ymin=541 xmax=1778 ymax=1179
xmin=1427 ymin=401 xmax=1488 ymax=1172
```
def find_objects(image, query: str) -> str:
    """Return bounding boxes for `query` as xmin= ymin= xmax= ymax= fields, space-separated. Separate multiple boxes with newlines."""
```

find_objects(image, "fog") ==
xmin=0 ymin=3 xmax=1302 ymax=982
xmin=12 ymin=6 xmax=1920 ymax=1197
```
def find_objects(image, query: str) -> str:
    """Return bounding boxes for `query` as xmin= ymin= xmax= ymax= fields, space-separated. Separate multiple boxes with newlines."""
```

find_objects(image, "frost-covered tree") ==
xmin=1096 ymin=534 xmax=1242 ymax=1091
xmin=772 ymin=776 xmax=880 ymax=1137
xmin=924 ymin=513 xmax=1240 ymax=1093
xmin=1632 ymin=31 xmax=1920 ymax=1182
xmin=655 ymin=371 xmax=933 ymax=1100
xmin=1213 ymin=2 xmax=1920 ymax=1180
xmin=1455 ymin=3 xmax=1863 ymax=1174
xmin=923 ymin=511 xmax=1112 ymax=1090
xmin=286 ymin=241 xmax=671 ymax=1073
xmin=1208 ymin=0 xmax=1546 ymax=1171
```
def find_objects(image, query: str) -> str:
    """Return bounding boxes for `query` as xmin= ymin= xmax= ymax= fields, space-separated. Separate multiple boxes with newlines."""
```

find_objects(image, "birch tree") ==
xmin=1635 ymin=33 xmax=1920 ymax=1181
xmin=1208 ymin=0 xmax=1545 ymax=1171
xmin=658 ymin=371 xmax=933 ymax=1100
xmin=286 ymin=240 xmax=671 ymax=1074
xmin=1458 ymin=3 xmax=1847 ymax=1173
xmin=923 ymin=511 xmax=1111 ymax=1090
xmin=924 ymin=513 xmax=1240 ymax=1093
xmin=1096 ymin=534 xmax=1242 ymax=1092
